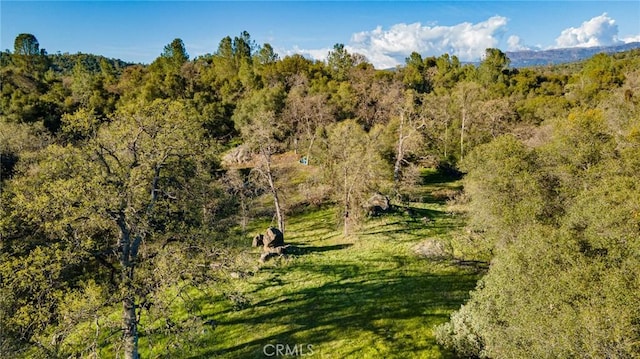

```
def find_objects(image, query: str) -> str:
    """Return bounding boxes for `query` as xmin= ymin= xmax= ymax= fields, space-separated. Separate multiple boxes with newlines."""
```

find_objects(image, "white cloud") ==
xmin=286 ymin=44 xmax=400 ymax=69
xmin=282 ymin=45 xmax=331 ymax=63
xmin=554 ymin=13 xmax=622 ymax=48
xmin=507 ymin=35 xmax=530 ymax=51
xmin=622 ymin=34 xmax=640 ymax=43
xmin=289 ymin=16 xmax=509 ymax=68
xmin=285 ymin=13 xmax=640 ymax=69
xmin=352 ymin=16 xmax=508 ymax=68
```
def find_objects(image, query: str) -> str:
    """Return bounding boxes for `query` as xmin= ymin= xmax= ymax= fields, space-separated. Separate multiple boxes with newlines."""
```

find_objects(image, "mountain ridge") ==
xmin=506 ymin=42 xmax=640 ymax=67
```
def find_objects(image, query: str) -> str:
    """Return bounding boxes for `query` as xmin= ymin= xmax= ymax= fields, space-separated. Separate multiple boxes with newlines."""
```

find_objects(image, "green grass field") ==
xmin=134 ymin=171 xmax=483 ymax=358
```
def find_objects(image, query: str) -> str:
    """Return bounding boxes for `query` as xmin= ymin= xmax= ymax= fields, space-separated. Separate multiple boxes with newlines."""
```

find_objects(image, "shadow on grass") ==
xmin=359 ymin=208 xmax=462 ymax=242
xmin=421 ymin=167 xmax=463 ymax=185
xmin=408 ymin=167 xmax=464 ymax=205
xmin=183 ymin=168 xmax=477 ymax=358
xmin=285 ymin=227 xmax=337 ymax=241
xmin=189 ymin=264 xmax=478 ymax=359
xmin=291 ymin=243 xmax=354 ymax=255
xmin=450 ymin=259 xmax=489 ymax=273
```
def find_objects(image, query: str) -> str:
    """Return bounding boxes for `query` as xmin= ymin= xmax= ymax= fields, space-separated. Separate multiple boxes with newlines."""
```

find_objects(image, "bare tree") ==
xmin=318 ymin=120 xmax=388 ymax=236
xmin=391 ymin=90 xmax=426 ymax=191
xmin=421 ymin=92 xmax=455 ymax=159
xmin=453 ymin=82 xmax=485 ymax=161
xmin=222 ymin=169 xmax=255 ymax=235
xmin=241 ymin=110 xmax=286 ymax=233
xmin=350 ymin=65 xmax=400 ymax=130
xmin=282 ymin=78 xmax=334 ymax=165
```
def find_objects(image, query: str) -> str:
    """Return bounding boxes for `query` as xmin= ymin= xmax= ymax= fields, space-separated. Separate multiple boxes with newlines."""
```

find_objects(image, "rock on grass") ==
xmin=413 ymin=239 xmax=452 ymax=260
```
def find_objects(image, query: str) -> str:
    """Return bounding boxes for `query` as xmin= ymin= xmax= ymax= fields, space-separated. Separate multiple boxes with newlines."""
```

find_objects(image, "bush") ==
xmin=440 ymin=107 xmax=640 ymax=358
xmin=435 ymin=302 xmax=485 ymax=358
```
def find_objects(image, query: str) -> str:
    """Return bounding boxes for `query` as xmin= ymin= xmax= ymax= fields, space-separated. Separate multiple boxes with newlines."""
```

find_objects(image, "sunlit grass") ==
xmin=164 ymin=175 xmax=483 ymax=358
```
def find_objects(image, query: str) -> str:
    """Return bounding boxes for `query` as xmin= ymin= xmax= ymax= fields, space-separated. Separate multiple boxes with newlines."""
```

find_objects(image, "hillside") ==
xmin=506 ymin=41 xmax=640 ymax=67
xmin=47 ymin=52 xmax=135 ymax=74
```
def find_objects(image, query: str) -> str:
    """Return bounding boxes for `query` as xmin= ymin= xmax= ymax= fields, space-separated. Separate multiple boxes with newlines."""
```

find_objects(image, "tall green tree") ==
xmin=403 ymin=52 xmax=431 ymax=93
xmin=211 ymin=32 xmax=258 ymax=103
xmin=14 ymin=33 xmax=40 ymax=56
xmin=141 ymin=38 xmax=191 ymax=100
xmin=233 ymin=31 xmax=255 ymax=66
xmin=253 ymin=43 xmax=279 ymax=84
xmin=477 ymin=48 xmax=510 ymax=92
xmin=317 ymin=120 xmax=389 ymax=236
xmin=327 ymin=43 xmax=354 ymax=81
xmin=460 ymin=135 xmax=546 ymax=247
xmin=255 ymin=43 xmax=279 ymax=66
xmin=1 ymin=100 xmax=212 ymax=359
xmin=12 ymin=33 xmax=48 ymax=73
xmin=162 ymin=38 xmax=189 ymax=67
xmin=432 ymin=53 xmax=463 ymax=92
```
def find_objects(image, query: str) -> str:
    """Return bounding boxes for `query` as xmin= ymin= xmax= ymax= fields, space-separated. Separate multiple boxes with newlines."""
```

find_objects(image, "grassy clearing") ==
xmin=148 ymin=172 xmax=483 ymax=358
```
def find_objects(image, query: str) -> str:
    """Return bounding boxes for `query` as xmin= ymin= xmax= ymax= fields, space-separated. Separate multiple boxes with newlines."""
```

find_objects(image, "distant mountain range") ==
xmin=506 ymin=42 xmax=640 ymax=68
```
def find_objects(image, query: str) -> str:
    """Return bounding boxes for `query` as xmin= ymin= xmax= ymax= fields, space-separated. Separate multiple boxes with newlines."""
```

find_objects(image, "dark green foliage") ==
xmin=438 ymin=76 xmax=640 ymax=357
xmin=14 ymin=33 xmax=40 ymax=56
xmin=567 ymin=53 xmax=625 ymax=106
xmin=460 ymin=135 xmax=545 ymax=245
xmin=327 ymin=43 xmax=355 ymax=81
xmin=12 ymin=33 xmax=48 ymax=73
xmin=477 ymin=48 xmax=511 ymax=94
xmin=48 ymin=52 xmax=133 ymax=75
xmin=402 ymin=52 xmax=432 ymax=93
xmin=432 ymin=53 xmax=464 ymax=92
xmin=162 ymin=38 xmax=189 ymax=66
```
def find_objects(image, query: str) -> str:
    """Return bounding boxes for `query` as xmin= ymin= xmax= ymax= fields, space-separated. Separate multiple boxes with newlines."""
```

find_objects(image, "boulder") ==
xmin=260 ymin=252 xmax=277 ymax=263
xmin=413 ymin=239 xmax=452 ymax=260
xmin=263 ymin=227 xmax=285 ymax=248
xmin=364 ymin=193 xmax=391 ymax=216
xmin=253 ymin=227 xmax=287 ymax=262
xmin=252 ymin=234 xmax=264 ymax=247
xmin=222 ymin=145 xmax=251 ymax=165
xmin=259 ymin=244 xmax=294 ymax=263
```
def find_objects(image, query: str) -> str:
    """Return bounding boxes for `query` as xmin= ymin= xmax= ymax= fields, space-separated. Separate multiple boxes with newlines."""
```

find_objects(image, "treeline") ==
xmin=1 ymin=31 xmax=639 ymax=357
xmin=436 ymin=108 xmax=640 ymax=357
xmin=435 ymin=55 xmax=640 ymax=356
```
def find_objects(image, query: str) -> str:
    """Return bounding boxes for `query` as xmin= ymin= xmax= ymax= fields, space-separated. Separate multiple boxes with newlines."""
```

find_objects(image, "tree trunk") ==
xmin=343 ymin=167 xmax=349 ymax=237
xmin=444 ymin=123 xmax=448 ymax=158
xmin=443 ymin=109 xmax=449 ymax=159
xmin=122 ymin=279 xmax=139 ymax=359
xmin=239 ymin=195 xmax=249 ymax=235
xmin=393 ymin=112 xmax=405 ymax=185
xmin=116 ymin=217 xmax=140 ymax=359
xmin=460 ymin=106 xmax=466 ymax=161
xmin=305 ymin=133 xmax=316 ymax=166
xmin=269 ymin=172 xmax=284 ymax=234
xmin=263 ymin=150 xmax=284 ymax=234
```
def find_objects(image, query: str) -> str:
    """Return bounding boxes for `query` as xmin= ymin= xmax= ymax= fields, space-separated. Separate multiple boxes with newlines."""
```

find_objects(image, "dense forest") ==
xmin=1 ymin=32 xmax=639 ymax=358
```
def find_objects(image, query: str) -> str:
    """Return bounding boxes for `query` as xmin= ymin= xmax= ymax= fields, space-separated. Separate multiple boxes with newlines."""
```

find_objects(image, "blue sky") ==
xmin=2 ymin=1 xmax=639 ymax=68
